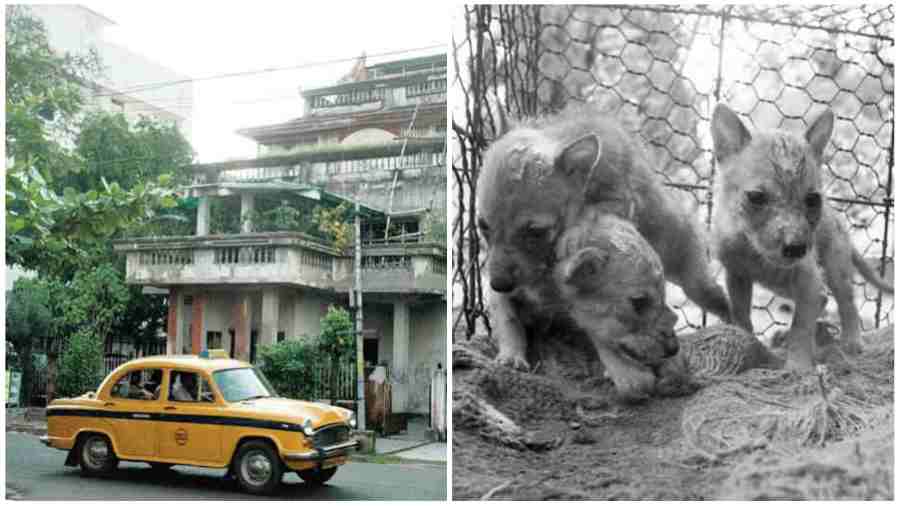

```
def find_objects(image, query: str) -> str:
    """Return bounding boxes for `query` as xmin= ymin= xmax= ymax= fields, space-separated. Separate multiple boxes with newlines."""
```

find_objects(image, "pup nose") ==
xmin=490 ymin=277 xmax=515 ymax=293
xmin=782 ymin=242 xmax=808 ymax=259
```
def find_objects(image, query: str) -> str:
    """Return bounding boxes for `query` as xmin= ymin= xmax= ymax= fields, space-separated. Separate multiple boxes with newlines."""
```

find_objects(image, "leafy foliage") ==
xmin=313 ymin=202 xmax=354 ymax=251
xmin=317 ymin=305 xmax=354 ymax=361
xmin=257 ymin=340 xmax=324 ymax=401
xmin=5 ymin=6 xmax=181 ymax=275
xmin=6 ymin=278 xmax=53 ymax=404
xmin=257 ymin=306 xmax=355 ymax=402
xmin=318 ymin=305 xmax=354 ymax=404
xmin=55 ymin=328 xmax=105 ymax=398
xmin=61 ymin=263 xmax=130 ymax=343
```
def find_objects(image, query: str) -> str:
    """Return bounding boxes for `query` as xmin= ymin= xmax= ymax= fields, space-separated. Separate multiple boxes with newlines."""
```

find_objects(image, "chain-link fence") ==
xmin=452 ymin=5 xmax=893 ymax=341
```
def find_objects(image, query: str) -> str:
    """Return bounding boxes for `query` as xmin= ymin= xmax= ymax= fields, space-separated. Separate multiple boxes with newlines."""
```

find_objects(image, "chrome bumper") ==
xmin=283 ymin=439 xmax=360 ymax=462
xmin=40 ymin=436 xmax=52 ymax=447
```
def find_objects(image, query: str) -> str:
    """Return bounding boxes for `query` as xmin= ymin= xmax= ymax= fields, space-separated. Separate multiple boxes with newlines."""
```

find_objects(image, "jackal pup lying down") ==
xmin=477 ymin=104 xmax=729 ymax=369
xmin=555 ymin=209 xmax=679 ymax=400
xmin=711 ymin=104 xmax=893 ymax=369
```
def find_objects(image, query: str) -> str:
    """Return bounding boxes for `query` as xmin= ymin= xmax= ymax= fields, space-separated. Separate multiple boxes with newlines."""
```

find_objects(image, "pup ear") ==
xmin=711 ymin=104 xmax=752 ymax=163
xmin=562 ymin=247 xmax=609 ymax=286
xmin=805 ymin=109 xmax=834 ymax=160
xmin=554 ymin=134 xmax=602 ymax=177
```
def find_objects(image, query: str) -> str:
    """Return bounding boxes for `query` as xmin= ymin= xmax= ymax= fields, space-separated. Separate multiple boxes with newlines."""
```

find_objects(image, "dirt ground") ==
xmin=452 ymin=321 xmax=893 ymax=500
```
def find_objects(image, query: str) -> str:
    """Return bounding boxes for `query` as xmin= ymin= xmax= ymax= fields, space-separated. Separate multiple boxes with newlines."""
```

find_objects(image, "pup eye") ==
xmin=524 ymin=224 xmax=546 ymax=239
xmin=746 ymin=191 xmax=768 ymax=206
xmin=630 ymin=295 xmax=653 ymax=315
xmin=804 ymin=192 xmax=822 ymax=209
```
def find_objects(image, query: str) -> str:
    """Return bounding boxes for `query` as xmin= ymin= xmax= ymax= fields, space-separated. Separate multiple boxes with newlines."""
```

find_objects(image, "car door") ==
xmin=157 ymin=369 xmax=224 ymax=464
xmin=104 ymin=367 xmax=163 ymax=459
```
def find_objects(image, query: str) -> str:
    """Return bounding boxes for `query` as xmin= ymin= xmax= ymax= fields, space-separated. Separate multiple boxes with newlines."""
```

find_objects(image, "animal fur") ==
xmin=710 ymin=104 xmax=893 ymax=369
xmin=555 ymin=209 xmax=680 ymax=400
xmin=477 ymin=103 xmax=730 ymax=370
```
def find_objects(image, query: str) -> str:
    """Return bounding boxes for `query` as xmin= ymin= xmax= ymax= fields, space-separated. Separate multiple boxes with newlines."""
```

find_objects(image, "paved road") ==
xmin=5 ymin=432 xmax=446 ymax=500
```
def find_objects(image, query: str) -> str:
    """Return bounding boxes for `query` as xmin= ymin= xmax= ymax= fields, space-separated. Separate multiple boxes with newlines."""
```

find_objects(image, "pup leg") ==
xmin=678 ymin=262 xmax=732 ymax=323
xmin=489 ymin=290 xmax=530 ymax=370
xmin=822 ymin=246 xmax=862 ymax=354
xmin=725 ymin=270 xmax=754 ymax=332
xmin=592 ymin=342 xmax=656 ymax=402
xmin=784 ymin=266 xmax=824 ymax=370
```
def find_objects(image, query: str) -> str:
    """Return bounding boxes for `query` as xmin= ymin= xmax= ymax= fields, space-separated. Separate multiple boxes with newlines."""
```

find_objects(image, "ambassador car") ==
xmin=41 ymin=350 xmax=359 ymax=495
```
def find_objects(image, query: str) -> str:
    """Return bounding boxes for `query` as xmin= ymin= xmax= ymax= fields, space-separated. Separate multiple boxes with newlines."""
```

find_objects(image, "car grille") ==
xmin=313 ymin=425 xmax=350 ymax=447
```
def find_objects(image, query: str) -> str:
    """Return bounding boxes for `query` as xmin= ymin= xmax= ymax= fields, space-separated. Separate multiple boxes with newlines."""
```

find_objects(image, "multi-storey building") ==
xmin=113 ymin=53 xmax=447 ymax=416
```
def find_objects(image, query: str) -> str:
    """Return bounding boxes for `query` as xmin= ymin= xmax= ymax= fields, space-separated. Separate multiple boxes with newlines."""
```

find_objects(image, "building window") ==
xmin=277 ymin=331 xmax=285 ymax=343
xmin=207 ymin=331 xmax=222 ymax=349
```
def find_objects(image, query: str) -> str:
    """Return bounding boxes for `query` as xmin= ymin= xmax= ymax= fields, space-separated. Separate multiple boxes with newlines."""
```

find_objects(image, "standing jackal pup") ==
xmin=555 ymin=209 xmax=679 ymax=401
xmin=477 ymin=104 xmax=730 ymax=370
xmin=711 ymin=104 xmax=893 ymax=369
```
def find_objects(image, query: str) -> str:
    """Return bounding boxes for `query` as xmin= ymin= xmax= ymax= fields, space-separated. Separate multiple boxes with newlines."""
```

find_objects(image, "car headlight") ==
xmin=302 ymin=418 xmax=315 ymax=436
xmin=349 ymin=416 xmax=357 ymax=428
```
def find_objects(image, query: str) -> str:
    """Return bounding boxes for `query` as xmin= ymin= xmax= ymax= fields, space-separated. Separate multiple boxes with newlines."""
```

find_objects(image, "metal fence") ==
xmin=452 ymin=5 xmax=893 ymax=340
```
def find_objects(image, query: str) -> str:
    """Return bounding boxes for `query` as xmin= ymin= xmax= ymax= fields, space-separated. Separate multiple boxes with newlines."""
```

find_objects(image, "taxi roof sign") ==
xmin=199 ymin=349 xmax=229 ymax=359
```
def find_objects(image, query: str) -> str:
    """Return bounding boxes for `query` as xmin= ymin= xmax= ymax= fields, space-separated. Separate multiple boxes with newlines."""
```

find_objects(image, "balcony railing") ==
xmin=113 ymin=233 xmax=445 ymax=294
xmin=197 ymin=151 xmax=446 ymax=185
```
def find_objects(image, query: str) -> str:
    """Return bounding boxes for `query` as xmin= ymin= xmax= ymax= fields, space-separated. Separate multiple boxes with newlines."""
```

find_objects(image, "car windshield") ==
xmin=212 ymin=367 xmax=278 ymax=402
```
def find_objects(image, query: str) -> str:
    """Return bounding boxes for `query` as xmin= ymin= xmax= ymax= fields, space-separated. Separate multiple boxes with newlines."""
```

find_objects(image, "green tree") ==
xmin=55 ymin=329 xmax=105 ymax=399
xmin=5 ymin=6 xmax=178 ymax=275
xmin=317 ymin=305 xmax=354 ymax=404
xmin=257 ymin=340 xmax=323 ymax=401
xmin=5 ymin=278 xmax=53 ymax=405
xmin=54 ymin=263 xmax=130 ymax=398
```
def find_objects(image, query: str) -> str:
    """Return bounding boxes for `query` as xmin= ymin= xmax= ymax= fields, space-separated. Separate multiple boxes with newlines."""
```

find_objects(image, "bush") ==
xmin=257 ymin=339 xmax=323 ymax=401
xmin=55 ymin=329 xmax=104 ymax=398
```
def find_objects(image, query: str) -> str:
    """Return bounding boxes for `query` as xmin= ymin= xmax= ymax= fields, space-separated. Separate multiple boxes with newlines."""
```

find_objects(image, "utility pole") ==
xmin=354 ymin=201 xmax=366 ymax=430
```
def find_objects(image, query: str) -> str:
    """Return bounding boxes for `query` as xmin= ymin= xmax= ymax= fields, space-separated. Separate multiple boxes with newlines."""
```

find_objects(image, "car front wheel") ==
xmin=79 ymin=434 xmax=118 ymax=477
xmin=298 ymin=466 xmax=338 ymax=485
xmin=234 ymin=441 xmax=284 ymax=495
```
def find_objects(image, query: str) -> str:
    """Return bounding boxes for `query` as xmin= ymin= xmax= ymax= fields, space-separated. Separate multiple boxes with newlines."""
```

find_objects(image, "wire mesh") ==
xmin=451 ymin=4 xmax=894 ymax=341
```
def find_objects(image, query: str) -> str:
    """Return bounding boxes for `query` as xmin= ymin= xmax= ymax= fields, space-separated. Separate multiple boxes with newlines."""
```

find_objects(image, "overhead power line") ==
xmin=90 ymin=44 xmax=446 ymax=99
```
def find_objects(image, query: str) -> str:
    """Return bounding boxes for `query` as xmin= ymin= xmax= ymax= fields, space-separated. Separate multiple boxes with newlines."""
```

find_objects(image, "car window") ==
xmin=168 ymin=371 xmax=214 ymax=403
xmin=212 ymin=367 xmax=277 ymax=402
xmin=110 ymin=369 xmax=163 ymax=401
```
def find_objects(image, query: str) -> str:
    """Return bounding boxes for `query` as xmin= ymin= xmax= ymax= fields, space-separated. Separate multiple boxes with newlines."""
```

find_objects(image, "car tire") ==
xmin=78 ymin=434 xmax=119 ymax=477
xmin=150 ymin=462 xmax=174 ymax=473
xmin=297 ymin=466 xmax=338 ymax=486
xmin=234 ymin=440 xmax=284 ymax=495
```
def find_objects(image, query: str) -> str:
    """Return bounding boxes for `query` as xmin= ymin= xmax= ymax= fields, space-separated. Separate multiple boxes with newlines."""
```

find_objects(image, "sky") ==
xmin=80 ymin=2 xmax=449 ymax=162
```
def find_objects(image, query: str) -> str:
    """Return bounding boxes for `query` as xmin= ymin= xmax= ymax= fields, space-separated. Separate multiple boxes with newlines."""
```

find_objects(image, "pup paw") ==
xmin=611 ymin=366 xmax=656 ymax=403
xmin=496 ymin=352 xmax=530 ymax=371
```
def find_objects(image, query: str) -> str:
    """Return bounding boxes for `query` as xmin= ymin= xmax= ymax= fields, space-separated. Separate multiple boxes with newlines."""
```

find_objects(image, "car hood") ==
xmin=228 ymin=397 xmax=351 ymax=428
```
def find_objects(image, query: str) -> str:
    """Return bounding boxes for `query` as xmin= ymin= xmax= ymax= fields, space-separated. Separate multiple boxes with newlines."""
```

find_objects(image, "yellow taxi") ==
xmin=41 ymin=350 xmax=359 ymax=495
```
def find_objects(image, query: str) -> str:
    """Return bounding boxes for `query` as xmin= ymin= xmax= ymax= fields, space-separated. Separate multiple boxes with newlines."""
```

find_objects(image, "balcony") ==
xmin=112 ymin=233 xmax=446 ymax=295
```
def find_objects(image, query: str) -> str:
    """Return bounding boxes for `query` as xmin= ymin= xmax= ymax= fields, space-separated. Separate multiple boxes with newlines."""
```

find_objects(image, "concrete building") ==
xmin=27 ymin=4 xmax=193 ymax=138
xmin=113 ymin=53 xmax=447 ymax=416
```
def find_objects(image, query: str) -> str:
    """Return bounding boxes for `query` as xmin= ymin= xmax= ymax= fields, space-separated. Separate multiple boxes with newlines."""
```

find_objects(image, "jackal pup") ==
xmin=711 ymin=104 xmax=893 ymax=369
xmin=555 ymin=209 xmax=679 ymax=400
xmin=477 ymin=104 xmax=729 ymax=369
